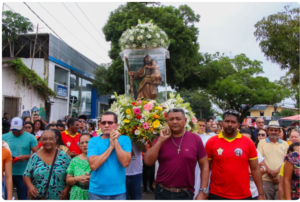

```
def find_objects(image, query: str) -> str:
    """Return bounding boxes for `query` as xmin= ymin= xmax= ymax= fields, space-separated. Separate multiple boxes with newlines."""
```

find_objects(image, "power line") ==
xmin=37 ymin=2 xmax=107 ymax=62
xmin=74 ymin=2 xmax=107 ymax=42
xmin=61 ymin=2 xmax=108 ymax=54
xmin=22 ymin=2 xmax=108 ymax=67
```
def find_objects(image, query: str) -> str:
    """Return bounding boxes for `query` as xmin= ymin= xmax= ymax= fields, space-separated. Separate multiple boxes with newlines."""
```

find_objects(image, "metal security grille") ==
xmin=3 ymin=97 xmax=19 ymax=118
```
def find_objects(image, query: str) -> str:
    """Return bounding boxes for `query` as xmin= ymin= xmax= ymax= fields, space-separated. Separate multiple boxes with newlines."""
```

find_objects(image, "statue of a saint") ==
xmin=128 ymin=55 xmax=161 ymax=100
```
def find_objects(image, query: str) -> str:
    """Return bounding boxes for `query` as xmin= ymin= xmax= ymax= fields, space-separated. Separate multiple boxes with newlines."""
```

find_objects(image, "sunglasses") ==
xmin=258 ymin=133 xmax=266 ymax=137
xmin=100 ymin=121 xmax=115 ymax=125
xmin=11 ymin=129 xmax=21 ymax=132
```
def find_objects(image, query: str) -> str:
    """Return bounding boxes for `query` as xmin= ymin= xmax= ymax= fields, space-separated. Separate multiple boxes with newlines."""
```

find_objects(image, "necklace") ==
xmin=171 ymin=131 xmax=186 ymax=154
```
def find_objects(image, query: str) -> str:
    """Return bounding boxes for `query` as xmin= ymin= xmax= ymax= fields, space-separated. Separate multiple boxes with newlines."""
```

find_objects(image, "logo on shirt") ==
xmin=234 ymin=148 xmax=243 ymax=156
xmin=66 ymin=142 xmax=71 ymax=147
xmin=217 ymin=148 xmax=223 ymax=155
xmin=280 ymin=147 xmax=283 ymax=151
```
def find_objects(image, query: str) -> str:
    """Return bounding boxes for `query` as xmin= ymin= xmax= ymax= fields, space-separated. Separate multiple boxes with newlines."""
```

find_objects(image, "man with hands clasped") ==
xmin=144 ymin=108 xmax=210 ymax=200
xmin=87 ymin=112 xmax=132 ymax=200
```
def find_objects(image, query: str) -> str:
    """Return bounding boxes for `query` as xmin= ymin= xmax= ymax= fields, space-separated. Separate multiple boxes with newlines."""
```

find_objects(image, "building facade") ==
xmin=2 ymin=33 xmax=109 ymax=121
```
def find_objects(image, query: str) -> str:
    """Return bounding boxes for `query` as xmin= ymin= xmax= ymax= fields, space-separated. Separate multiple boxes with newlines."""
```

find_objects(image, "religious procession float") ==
xmin=106 ymin=20 xmax=198 ymax=147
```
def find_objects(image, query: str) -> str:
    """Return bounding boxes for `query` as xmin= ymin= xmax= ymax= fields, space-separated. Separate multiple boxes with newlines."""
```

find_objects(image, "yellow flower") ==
xmin=126 ymin=109 xmax=131 ymax=114
xmin=124 ymin=119 xmax=130 ymax=123
xmin=155 ymin=107 xmax=163 ymax=111
xmin=153 ymin=120 xmax=160 ymax=128
xmin=143 ymin=101 xmax=148 ymax=104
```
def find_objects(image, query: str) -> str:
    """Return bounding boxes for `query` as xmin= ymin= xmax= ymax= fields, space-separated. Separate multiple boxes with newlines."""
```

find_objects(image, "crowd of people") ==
xmin=2 ymin=109 xmax=300 ymax=200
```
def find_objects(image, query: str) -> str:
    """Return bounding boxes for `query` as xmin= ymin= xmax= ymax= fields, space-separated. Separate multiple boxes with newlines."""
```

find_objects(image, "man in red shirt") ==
xmin=61 ymin=117 xmax=81 ymax=158
xmin=205 ymin=109 xmax=265 ymax=200
xmin=144 ymin=108 xmax=209 ymax=200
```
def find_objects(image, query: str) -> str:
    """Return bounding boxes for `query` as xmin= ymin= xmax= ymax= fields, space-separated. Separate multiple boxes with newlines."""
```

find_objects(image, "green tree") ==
xmin=94 ymin=2 xmax=202 ymax=94
xmin=198 ymin=53 xmax=289 ymax=123
xmin=275 ymin=74 xmax=299 ymax=108
xmin=2 ymin=10 xmax=34 ymax=57
xmin=178 ymin=89 xmax=214 ymax=119
xmin=254 ymin=5 xmax=300 ymax=85
xmin=275 ymin=109 xmax=296 ymax=117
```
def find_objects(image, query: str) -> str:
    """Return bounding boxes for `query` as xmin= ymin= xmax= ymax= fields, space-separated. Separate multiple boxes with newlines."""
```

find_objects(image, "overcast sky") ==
xmin=3 ymin=1 xmax=299 ymax=108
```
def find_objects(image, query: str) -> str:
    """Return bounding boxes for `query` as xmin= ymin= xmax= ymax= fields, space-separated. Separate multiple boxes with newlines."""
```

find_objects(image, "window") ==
xmin=246 ymin=111 xmax=251 ymax=116
xmin=54 ymin=66 xmax=69 ymax=86
xmin=260 ymin=111 xmax=264 ymax=116
xmin=98 ymin=103 xmax=109 ymax=116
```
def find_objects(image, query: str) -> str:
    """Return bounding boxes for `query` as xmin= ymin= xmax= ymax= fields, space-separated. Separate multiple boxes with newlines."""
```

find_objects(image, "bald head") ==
xmin=256 ymin=118 xmax=264 ymax=130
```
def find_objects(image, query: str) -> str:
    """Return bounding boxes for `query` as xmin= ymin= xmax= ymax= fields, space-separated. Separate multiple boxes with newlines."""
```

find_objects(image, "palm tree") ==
xmin=275 ymin=109 xmax=296 ymax=117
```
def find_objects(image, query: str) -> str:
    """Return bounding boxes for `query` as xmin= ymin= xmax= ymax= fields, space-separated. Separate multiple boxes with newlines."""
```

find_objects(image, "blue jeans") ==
xmin=155 ymin=184 xmax=194 ymax=200
xmin=126 ymin=174 xmax=142 ymax=200
xmin=89 ymin=192 xmax=126 ymax=200
xmin=8 ymin=176 xmax=28 ymax=200
xmin=2 ymin=176 xmax=6 ymax=199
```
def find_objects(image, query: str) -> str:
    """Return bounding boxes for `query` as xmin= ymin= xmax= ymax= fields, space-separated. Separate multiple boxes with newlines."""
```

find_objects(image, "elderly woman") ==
xmin=283 ymin=142 xmax=300 ymax=200
xmin=66 ymin=133 xmax=92 ymax=200
xmin=23 ymin=130 xmax=71 ymax=200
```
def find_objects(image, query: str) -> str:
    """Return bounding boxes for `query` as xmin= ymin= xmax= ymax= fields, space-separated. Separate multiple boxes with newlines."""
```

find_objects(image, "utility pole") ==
xmin=31 ymin=23 xmax=38 ymax=69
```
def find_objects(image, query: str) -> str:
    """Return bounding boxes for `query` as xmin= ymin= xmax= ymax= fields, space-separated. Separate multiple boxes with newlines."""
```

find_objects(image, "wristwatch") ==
xmin=199 ymin=187 xmax=209 ymax=194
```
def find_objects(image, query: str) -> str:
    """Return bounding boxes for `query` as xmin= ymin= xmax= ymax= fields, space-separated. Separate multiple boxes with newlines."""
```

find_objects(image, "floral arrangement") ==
xmin=109 ymin=93 xmax=197 ymax=146
xmin=119 ymin=19 xmax=170 ymax=50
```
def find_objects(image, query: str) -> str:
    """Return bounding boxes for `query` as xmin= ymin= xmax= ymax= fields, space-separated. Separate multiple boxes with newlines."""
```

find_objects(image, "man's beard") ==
xmin=224 ymin=127 xmax=235 ymax=135
xmin=269 ymin=135 xmax=278 ymax=140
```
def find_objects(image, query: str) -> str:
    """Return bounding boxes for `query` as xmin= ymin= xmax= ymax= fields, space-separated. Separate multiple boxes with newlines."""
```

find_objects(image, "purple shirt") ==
xmin=154 ymin=131 xmax=207 ymax=192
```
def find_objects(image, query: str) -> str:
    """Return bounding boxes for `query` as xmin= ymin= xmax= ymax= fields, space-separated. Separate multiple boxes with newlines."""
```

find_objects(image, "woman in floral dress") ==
xmin=66 ymin=133 xmax=92 ymax=200
xmin=23 ymin=130 xmax=71 ymax=200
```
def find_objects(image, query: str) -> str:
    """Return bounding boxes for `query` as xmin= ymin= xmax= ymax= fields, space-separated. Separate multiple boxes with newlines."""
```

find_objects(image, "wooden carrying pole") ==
xmin=125 ymin=57 xmax=134 ymax=99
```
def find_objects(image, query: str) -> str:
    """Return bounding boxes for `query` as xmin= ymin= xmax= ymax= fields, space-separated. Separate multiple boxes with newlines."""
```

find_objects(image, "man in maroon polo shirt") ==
xmin=144 ymin=108 xmax=209 ymax=200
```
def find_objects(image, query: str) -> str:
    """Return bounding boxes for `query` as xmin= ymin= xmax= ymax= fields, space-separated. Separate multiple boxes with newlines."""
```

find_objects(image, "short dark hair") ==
xmin=223 ymin=109 xmax=240 ymax=122
xmin=33 ymin=114 xmax=39 ymax=117
xmin=100 ymin=111 xmax=118 ymax=123
xmin=67 ymin=117 xmax=79 ymax=128
xmin=239 ymin=128 xmax=252 ymax=135
xmin=78 ymin=115 xmax=87 ymax=121
xmin=56 ymin=123 xmax=65 ymax=128
xmin=79 ymin=133 xmax=93 ymax=142
xmin=206 ymin=117 xmax=213 ymax=122
xmin=4 ymin=113 xmax=8 ymax=116
xmin=88 ymin=122 xmax=95 ymax=131
xmin=45 ymin=124 xmax=56 ymax=130
xmin=288 ymin=142 xmax=300 ymax=154
xmin=167 ymin=108 xmax=185 ymax=116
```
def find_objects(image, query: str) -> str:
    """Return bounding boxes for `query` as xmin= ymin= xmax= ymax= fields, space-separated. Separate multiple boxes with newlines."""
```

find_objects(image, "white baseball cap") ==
xmin=10 ymin=117 xmax=23 ymax=130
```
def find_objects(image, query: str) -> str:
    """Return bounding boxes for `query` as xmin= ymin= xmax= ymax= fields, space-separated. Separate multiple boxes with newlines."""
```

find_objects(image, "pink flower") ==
xmin=142 ymin=122 xmax=149 ymax=130
xmin=192 ymin=116 xmax=196 ymax=124
xmin=143 ymin=103 xmax=153 ymax=111
xmin=133 ymin=108 xmax=141 ymax=115
xmin=137 ymin=100 xmax=142 ymax=105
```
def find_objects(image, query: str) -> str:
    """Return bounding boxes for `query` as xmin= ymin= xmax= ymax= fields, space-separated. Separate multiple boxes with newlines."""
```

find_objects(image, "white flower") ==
xmin=153 ymin=131 xmax=158 ymax=134
xmin=140 ymin=29 xmax=145 ymax=33
xmin=142 ymin=44 xmax=146 ymax=48
xmin=142 ymin=111 xmax=150 ymax=118
xmin=153 ymin=43 xmax=157 ymax=47
xmin=136 ymin=29 xmax=140 ymax=32
xmin=133 ymin=44 xmax=137 ymax=48
xmin=140 ymin=139 xmax=146 ymax=143
xmin=122 ymin=32 xmax=126 ymax=36
xmin=135 ymin=130 xmax=141 ymax=135
xmin=129 ymin=30 xmax=133 ymax=34
xmin=138 ymin=35 xmax=143 ymax=40
xmin=156 ymin=33 xmax=160 ymax=38
xmin=126 ymin=115 xmax=132 ymax=119
xmin=161 ymin=39 xmax=164 ymax=43
xmin=130 ymin=36 xmax=134 ymax=41
xmin=140 ymin=118 xmax=145 ymax=123
xmin=146 ymin=34 xmax=151 ymax=39
xmin=149 ymin=29 xmax=153 ymax=32
xmin=125 ymin=45 xmax=130 ymax=49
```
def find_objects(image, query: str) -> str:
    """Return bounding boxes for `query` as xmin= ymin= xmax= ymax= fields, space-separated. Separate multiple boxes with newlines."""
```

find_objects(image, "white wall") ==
xmin=21 ymin=58 xmax=45 ymax=79
xmin=2 ymin=65 xmax=45 ymax=117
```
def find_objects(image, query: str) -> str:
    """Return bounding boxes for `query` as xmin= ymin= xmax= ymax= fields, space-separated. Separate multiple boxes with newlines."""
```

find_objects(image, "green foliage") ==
xmin=8 ymin=59 xmax=56 ymax=99
xmin=275 ymin=109 xmax=296 ymax=117
xmin=275 ymin=74 xmax=299 ymax=108
xmin=2 ymin=10 xmax=34 ymax=41
xmin=97 ymin=2 xmax=201 ymax=94
xmin=178 ymin=89 xmax=214 ymax=119
xmin=198 ymin=53 xmax=289 ymax=123
xmin=254 ymin=5 xmax=300 ymax=85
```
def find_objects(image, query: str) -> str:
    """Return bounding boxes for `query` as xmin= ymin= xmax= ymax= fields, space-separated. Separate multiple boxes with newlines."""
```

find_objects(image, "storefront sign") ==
xmin=57 ymin=85 xmax=68 ymax=97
